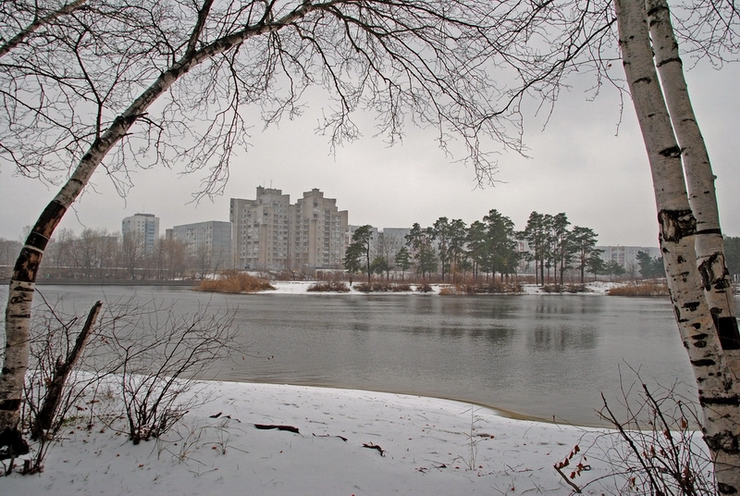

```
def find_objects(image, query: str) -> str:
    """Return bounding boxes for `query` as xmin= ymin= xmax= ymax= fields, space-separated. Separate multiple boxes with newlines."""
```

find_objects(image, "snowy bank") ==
xmin=263 ymin=280 xmax=619 ymax=295
xmin=1 ymin=380 xmax=625 ymax=495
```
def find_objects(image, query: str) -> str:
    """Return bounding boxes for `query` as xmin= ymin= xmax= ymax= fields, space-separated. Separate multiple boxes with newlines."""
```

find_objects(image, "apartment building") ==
xmin=172 ymin=221 xmax=232 ymax=271
xmin=231 ymin=187 xmax=348 ymax=271
xmin=121 ymin=213 xmax=159 ymax=252
xmin=597 ymin=245 xmax=661 ymax=276
xmin=292 ymin=189 xmax=349 ymax=269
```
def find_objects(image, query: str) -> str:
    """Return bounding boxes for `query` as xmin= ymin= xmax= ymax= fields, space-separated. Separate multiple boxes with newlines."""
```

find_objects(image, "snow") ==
xmin=1 ymin=380 xmax=622 ymax=495
xmin=265 ymin=280 xmax=618 ymax=295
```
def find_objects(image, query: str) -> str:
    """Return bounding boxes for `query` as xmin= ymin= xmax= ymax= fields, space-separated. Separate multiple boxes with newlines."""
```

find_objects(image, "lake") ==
xmin=4 ymin=284 xmax=698 ymax=426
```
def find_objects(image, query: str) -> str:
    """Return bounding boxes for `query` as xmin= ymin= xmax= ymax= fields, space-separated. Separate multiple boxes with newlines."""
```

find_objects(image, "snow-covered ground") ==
xmin=1 ymin=380 xmax=627 ymax=495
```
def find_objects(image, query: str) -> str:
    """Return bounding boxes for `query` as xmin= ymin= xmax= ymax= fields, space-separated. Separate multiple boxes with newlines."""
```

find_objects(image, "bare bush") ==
xmin=97 ymin=300 xmax=236 ymax=444
xmin=307 ymin=281 xmax=350 ymax=293
xmin=557 ymin=378 xmax=714 ymax=495
xmin=447 ymin=282 xmax=522 ymax=294
xmin=354 ymin=282 xmax=412 ymax=293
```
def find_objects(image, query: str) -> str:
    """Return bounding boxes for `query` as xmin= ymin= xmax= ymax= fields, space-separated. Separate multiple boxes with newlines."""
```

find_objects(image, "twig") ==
xmin=362 ymin=442 xmax=385 ymax=456
xmin=554 ymin=464 xmax=582 ymax=493
xmin=254 ymin=424 xmax=300 ymax=434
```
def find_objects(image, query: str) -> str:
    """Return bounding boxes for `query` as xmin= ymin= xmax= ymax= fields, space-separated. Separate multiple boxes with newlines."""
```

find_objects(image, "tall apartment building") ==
xmin=121 ymin=213 xmax=159 ymax=252
xmin=597 ymin=245 xmax=661 ymax=276
xmin=292 ymin=189 xmax=349 ymax=269
xmin=172 ymin=221 xmax=232 ymax=271
xmin=230 ymin=187 xmax=348 ymax=271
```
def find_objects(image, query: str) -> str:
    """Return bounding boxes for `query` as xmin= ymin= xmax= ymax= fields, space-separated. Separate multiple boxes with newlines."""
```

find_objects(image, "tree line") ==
xmin=0 ymin=229 xmax=224 ymax=281
xmin=345 ymin=210 xmax=607 ymax=286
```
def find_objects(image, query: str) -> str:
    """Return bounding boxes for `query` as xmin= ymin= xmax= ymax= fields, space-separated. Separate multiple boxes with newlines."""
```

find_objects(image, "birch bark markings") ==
xmin=647 ymin=0 xmax=740 ymax=379
xmin=616 ymin=0 xmax=740 ymax=491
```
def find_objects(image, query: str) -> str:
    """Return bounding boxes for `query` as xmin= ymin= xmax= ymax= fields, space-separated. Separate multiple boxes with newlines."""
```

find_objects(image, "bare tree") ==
xmin=0 ymin=0 xmax=88 ymax=59
xmin=2 ymin=0 xmax=603 ymax=452
xmin=119 ymin=231 xmax=143 ymax=280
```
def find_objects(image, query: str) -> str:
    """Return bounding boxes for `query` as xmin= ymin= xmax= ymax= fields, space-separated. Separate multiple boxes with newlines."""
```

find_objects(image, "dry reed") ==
xmin=197 ymin=271 xmax=275 ymax=293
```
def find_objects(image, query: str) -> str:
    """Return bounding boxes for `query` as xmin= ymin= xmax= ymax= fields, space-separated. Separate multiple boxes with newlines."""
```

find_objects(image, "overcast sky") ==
xmin=1 ymin=58 xmax=738 ymax=248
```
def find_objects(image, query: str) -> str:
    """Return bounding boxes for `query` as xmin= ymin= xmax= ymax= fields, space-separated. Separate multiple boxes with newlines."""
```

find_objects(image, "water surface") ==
xmin=7 ymin=284 xmax=697 ymax=426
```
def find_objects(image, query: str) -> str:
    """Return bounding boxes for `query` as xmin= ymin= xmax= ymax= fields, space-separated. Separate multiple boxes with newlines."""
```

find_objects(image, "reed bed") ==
xmin=608 ymin=281 xmax=669 ymax=297
xmin=197 ymin=271 xmax=275 ymax=293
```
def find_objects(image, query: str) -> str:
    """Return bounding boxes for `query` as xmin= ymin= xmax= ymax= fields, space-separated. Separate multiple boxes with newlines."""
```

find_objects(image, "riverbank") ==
xmin=241 ymin=280 xmax=623 ymax=295
xmin=1 ymin=380 xmax=634 ymax=495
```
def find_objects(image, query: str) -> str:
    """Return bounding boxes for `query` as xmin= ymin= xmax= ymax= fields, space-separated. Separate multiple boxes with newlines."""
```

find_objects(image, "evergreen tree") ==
xmin=394 ymin=247 xmax=412 ymax=281
xmin=447 ymin=219 xmax=468 ymax=282
xmin=466 ymin=221 xmax=488 ymax=282
xmin=345 ymin=225 xmax=373 ymax=283
xmin=370 ymin=256 xmax=391 ymax=281
xmin=636 ymin=250 xmax=665 ymax=279
xmin=570 ymin=226 xmax=600 ymax=284
xmin=521 ymin=212 xmax=547 ymax=285
xmin=432 ymin=217 xmax=452 ymax=282
xmin=482 ymin=209 xmax=519 ymax=282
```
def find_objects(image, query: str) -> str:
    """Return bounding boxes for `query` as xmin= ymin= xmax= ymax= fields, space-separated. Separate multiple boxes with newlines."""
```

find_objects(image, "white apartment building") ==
xmin=293 ymin=189 xmax=349 ymax=269
xmin=597 ymin=245 xmax=661 ymax=276
xmin=121 ymin=213 xmax=159 ymax=252
xmin=230 ymin=187 xmax=348 ymax=271
xmin=172 ymin=221 xmax=232 ymax=271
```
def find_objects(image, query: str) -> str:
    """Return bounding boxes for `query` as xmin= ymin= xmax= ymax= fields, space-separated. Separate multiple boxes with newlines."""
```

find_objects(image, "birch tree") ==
xmin=616 ymin=0 xmax=740 ymax=490
xmin=647 ymin=0 xmax=740 ymax=379
xmin=1 ymin=0 xmax=601 ymax=454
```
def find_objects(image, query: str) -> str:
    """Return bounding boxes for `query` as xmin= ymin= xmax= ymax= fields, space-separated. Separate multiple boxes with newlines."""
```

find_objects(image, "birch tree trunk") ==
xmin=646 ymin=0 xmax=740 ymax=379
xmin=616 ymin=0 xmax=740 ymax=491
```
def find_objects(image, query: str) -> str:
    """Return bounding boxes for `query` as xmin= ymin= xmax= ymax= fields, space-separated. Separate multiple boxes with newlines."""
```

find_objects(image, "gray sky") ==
xmin=1 ymin=59 xmax=738 ymax=247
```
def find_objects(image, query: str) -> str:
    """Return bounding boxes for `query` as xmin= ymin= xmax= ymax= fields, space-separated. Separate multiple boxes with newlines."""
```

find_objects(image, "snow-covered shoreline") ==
xmin=264 ymin=280 xmax=619 ymax=295
xmin=1 ymin=380 xmax=623 ymax=495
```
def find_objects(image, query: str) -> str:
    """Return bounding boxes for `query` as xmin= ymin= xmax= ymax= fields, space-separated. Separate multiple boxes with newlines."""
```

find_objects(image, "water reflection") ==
xmin=529 ymin=325 xmax=598 ymax=352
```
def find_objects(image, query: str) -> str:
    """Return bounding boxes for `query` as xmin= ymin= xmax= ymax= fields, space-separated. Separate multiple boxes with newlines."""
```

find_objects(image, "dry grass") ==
xmin=541 ymin=284 xmax=589 ymax=293
xmin=444 ymin=282 xmax=522 ymax=294
xmin=608 ymin=281 xmax=669 ymax=297
xmin=354 ymin=282 xmax=412 ymax=293
xmin=197 ymin=271 xmax=275 ymax=293
xmin=307 ymin=281 xmax=350 ymax=292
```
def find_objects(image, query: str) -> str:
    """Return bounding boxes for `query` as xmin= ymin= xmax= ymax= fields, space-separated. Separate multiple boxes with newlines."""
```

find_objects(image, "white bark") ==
xmin=647 ymin=0 xmax=740 ymax=380
xmin=616 ymin=0 xmax=740 ymax=491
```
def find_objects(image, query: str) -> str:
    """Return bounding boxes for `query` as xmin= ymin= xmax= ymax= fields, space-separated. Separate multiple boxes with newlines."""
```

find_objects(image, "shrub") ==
xmin=608 ymin=281 xmax=669 ymax=297
xmin=98 ymin=300 xmax=236 ymax=445
xmin=541 ymin=284 xmax=589 ymax=293
xmin=449 ymin=282 xmax=522 ymax=294
xmin=352 ymin=282 xmax=413 ymax=293
xmin=557 ymin=378 xmax=713 ymax=495
xmin=307 ymin=281 xmax=350 ymax=292
xmin=197 ymin=270 xmax=275 ymax=293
